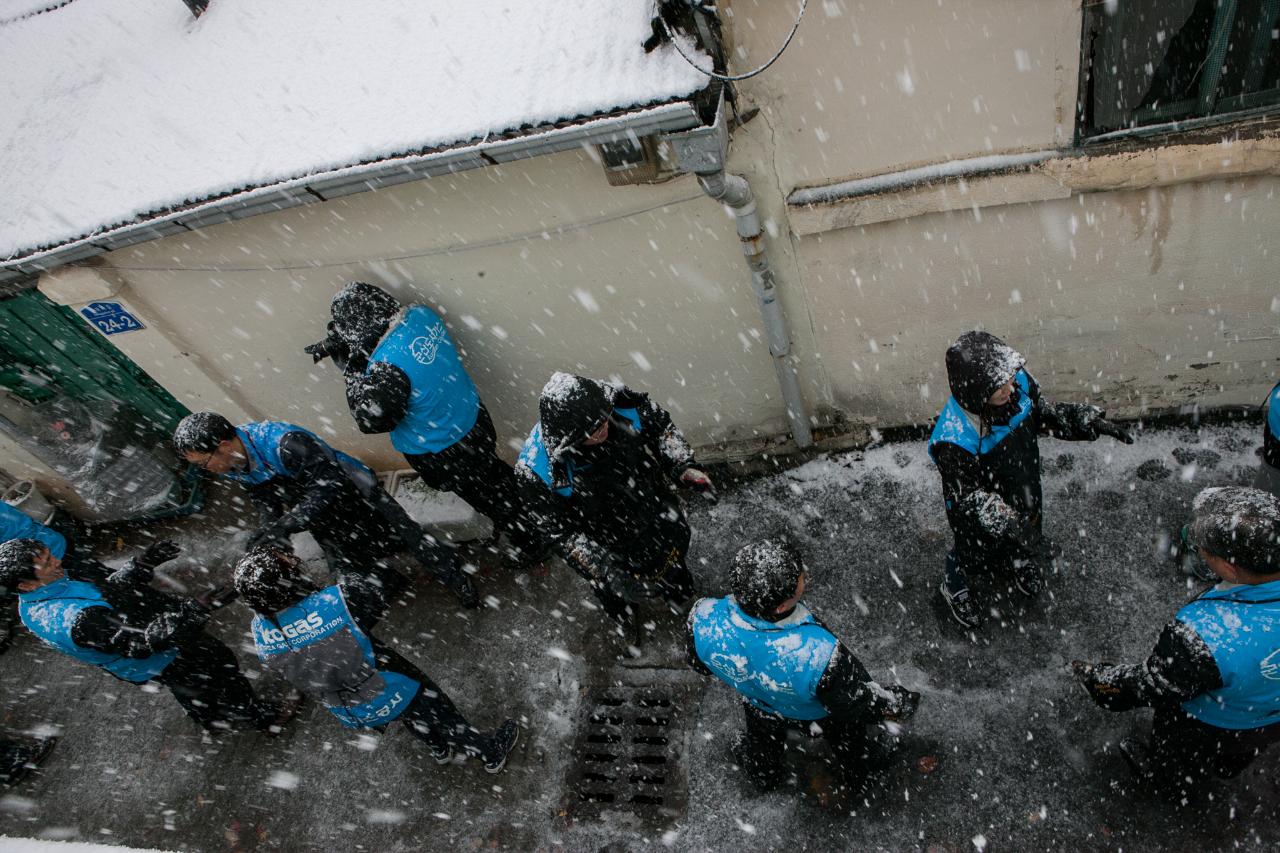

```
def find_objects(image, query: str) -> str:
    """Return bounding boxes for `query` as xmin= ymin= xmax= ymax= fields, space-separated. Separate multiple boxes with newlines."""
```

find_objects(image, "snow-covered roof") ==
xmin=0 ymin=0 xmax=711 ymax=264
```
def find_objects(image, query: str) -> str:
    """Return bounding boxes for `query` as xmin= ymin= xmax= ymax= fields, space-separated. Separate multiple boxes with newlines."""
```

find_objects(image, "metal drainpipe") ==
xmin=695 ymin=169 xmax=814 ymax=449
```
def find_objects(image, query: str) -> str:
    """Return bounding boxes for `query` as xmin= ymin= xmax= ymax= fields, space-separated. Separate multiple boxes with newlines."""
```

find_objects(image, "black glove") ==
xmin=144 ymin=601 xmax=210 ymax=652
xmin=1093 ymin=418 xmax=1135 ymax=444
xmin=1070 ymin=660 xmax=1132 ymax=711
xmin=137 ymin=540 xmax=181 ymax=571
xmin=883 ymin=685 xmax=921 ymax=721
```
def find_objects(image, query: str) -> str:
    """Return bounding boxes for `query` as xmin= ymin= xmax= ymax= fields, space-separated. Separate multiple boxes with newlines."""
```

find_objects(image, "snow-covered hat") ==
xmin=538 ymin=372 xmax=616 ymax=461
xmin=945 ymin=331 xmax=1025 ymax=413
xmin=0 ymin=538 xmax=45 ymax=593
xmin=233 ymin=547 xmax=318 ymax=614
xmin=731 ymin=537 xmax=806 ymax=619
xmin=330 ymin=282 xmax=402 ymax=356
xmin=172 ymin=411 xmax=236 ymax=456
xmin=1188 ymin=486 xmax=1280 ymax=575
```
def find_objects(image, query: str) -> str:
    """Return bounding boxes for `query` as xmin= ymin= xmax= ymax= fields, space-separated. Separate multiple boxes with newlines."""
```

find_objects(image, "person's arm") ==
xmin=933 ymin=441 xmax=1053 ymax=560
xmin=69 ymin=608 xmax=153 ymax=658
xmin=617 ymin=387 xmax=712 ymax=492
xmin=815 ymin=642 xmax=920 ymax=723
xmin=1027 ymin=373 xmax=1133 ymax=443
xmin=1073 ymin=620 xmax=1223 ymax=711
xmin=515 ymin=466 xmax=572 ymax=547
xmin=345 ymin=362 xmax=410 ymax=435
xmin=684 ymin=600 xmax=713 ymax=677
xmin=253 ymin=432 xmax=349 ymax=541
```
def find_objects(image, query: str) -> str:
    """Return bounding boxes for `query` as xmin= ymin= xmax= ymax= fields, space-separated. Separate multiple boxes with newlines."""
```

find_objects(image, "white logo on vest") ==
xmin=1262 ymin=648 xmax=1280 ymax=681
xmin=409 ymin=323 xmax=448 ymax=365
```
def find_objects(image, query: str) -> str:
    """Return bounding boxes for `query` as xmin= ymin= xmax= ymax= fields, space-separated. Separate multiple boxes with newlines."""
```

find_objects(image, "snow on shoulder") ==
xmin=0 ymin=0 xmax=710 ymax=259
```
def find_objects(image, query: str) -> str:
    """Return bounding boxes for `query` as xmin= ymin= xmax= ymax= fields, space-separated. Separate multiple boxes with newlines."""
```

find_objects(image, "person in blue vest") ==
xmin=308 ymin=281 xmax=545 ymax=565
xmin=1256 ymin=379 xmax=1280 ymax=498
xmin=929 ymin=331 xmax=1134 ymax=628
xmin=0 ymin=501 xmax=71 ymax=653
xmin=1072 ymin=486 xmax=1280 ymax=803
xmin=688 ymin=538 xmax=920 ymax=792
xmin=234 ymin=546 xmax=520 ymax=773
xmin=0 ymin=537 xmax=297 ymax=735
xmin=516 ymin=372 xmax=713 ymax=630
xmin=173 ymin=411 xmax=477 ymax=616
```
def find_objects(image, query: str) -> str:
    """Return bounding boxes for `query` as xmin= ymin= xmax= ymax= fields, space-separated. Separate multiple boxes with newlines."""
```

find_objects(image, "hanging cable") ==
xmin=658 ymin=0 xmax=807 ymax=82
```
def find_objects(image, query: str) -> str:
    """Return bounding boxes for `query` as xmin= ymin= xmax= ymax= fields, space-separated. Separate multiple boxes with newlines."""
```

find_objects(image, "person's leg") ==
xmin=939 ymin=549 xmax=983 ymax=627
xmin=651 ymin=514 xmax=697 ymax=607
xmin=821 ymin=714 xmax=874 ymax=788
xmin=360 ymin=483 xmax=478 ymax=607
xmin=734 ymin=701 xmax=790 ymax=790
xmin=379 ymin=647 xmax=512 ymax=765
xmin=405 ymin=407 xmax=544 ymax=556
xmin=155 ymin=633 xmax=282 ymax=733
xmin=1144 ymin=706 xmax=1218 ymax=802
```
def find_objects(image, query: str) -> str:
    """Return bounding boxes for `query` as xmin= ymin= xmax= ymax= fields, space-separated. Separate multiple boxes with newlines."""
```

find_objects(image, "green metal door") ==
xmin=0 ymin=288 xmax=188 ymax=432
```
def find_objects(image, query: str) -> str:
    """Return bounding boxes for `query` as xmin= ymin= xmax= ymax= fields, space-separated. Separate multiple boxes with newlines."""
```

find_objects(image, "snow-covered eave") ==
xmin=0 ymin=99 xmax=703 ymax=286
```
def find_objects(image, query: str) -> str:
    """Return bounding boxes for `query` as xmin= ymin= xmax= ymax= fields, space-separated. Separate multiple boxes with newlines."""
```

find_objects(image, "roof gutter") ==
xmin=0 ymin=100 xmax=702 ymax=286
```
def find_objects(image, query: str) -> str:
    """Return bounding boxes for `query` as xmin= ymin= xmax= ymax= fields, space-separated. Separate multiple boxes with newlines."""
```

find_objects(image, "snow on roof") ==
xmin=0 ymin=0 xmax=711 ymax=260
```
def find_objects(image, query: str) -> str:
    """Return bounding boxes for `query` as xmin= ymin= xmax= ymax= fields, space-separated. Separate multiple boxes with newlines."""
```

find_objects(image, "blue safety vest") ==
xmin=517 ymin=407 xmax=643 ymax=498
xmin=1178 ymin=580 xmax=1280 ymax=730
xmin=0 ymin=501 xmax=65 ymax=559
xmin=18 ymin=578 xmax=177 ymax=683
xmin=249 ymin=585 xmax=420 ymax=728
xmin=690 ymin=595 xmax=837 ymax=721
xmin=220 ymin=421 xmax=371 ymax=488
xmin=928 ymin=369 xmax=1033 ymax=461
xmin=367 ymin=305 xmax=480 ymax=455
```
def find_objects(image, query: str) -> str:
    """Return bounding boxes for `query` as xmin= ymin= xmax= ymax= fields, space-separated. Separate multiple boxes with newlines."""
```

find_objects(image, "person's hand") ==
xmin=194 ymin=583 xmax=239 ymax=612
xmin=137 ymin=540 xmax=181 ymax=571
xmin=144 ymin=602 xmax=209 ymax=652
xmin=883 ymin=685 xmax=921 ymax=721
xmin=1093 ymin=418 xmax=1135 ymax=444
xmin=679 ymin=467 xmax=713 ymax=491
xmin=1070 ymin=660 xmax=1127 ymax=709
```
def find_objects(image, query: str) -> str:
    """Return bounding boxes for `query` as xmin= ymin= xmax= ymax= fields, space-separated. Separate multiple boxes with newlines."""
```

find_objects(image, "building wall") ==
xmin=8 ymin=0 xmax=1278 ymax=508
xmin=70 ymin=148 xmax=788 ymax=471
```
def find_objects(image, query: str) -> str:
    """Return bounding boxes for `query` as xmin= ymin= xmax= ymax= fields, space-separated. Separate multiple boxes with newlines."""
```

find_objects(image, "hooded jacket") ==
xmin=928 ymin=331 xmax=1106 ymax=556
xmin=516 ymin=374 xmax=694 ymax=573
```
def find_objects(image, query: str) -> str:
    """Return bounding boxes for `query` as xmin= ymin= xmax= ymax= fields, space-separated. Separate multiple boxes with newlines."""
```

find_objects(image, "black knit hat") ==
xmin=0 ymin=538 xmax=46 ymax=594
xmin=538 ymin=372 xmax=615 ymax=460
xmin=233 ymin=547 xmax=318 ymax=614
xmin=173 ymin=411 xmax=237 ymax=456
xmin=945 ymin=331 xmax=1025 ymax=414
xmin=1187 ymin=486 xmax=1280 ymax=575
xmin=731 ymin=537 xmax=806 ymax=619
xmin=330 ymin=282 xmax=402 ymax=357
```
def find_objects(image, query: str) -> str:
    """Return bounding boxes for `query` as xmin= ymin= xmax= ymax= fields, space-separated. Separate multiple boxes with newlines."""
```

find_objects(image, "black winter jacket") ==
xmin=932 ymin=372 xmax=1104 ymax=557
xmin=64 ymin=558 xmax=207 ymax=659
xmin=1080 ymin=620 xmax=1223 ymax=711
xmin=519 ymin=382 xmax=695 ymax=574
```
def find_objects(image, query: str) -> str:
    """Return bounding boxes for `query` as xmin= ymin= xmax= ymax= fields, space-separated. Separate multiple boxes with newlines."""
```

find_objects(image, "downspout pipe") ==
xmin=664 ymin=95 xmax=813 ymax=449
xmin=691 ymin=170 xmax=814 ymax=448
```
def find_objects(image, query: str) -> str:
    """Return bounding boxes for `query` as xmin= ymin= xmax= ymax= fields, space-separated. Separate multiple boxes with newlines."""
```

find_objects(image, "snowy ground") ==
xmin=0 ymin=418 xmax=1277 ymax=852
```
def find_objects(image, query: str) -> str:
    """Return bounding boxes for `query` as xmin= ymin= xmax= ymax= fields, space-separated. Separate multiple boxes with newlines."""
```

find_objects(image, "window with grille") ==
xmin=1078 ymin=0 xmax=1280 ymax=141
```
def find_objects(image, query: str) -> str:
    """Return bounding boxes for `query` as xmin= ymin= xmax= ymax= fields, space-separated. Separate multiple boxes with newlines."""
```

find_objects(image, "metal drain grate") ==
xmin=563 ymin=678 xmax=696 ymax=825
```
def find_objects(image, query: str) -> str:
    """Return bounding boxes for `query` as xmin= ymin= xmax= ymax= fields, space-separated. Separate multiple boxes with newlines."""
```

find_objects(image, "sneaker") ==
xmin=1012 ymin=560 xmax=1044 ymax=597
xmin=938 ymin=580 xmax=984 ymax=628
xmin=1118 ymin=737 xmax=1154 ymax=782
xmin=0 ymin=736 xmax=57 ymax=786
xmin=445 ymin=570 xmax=481 ymax=610
xmin=429 ymin=742 xmax=455 ymax=765
xmin=483 ymin=719 xmax=520 ymax=774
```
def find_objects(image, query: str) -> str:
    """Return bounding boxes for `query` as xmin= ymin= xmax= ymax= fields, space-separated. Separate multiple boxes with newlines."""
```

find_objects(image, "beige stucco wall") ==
xmin=81 ymin=148 xmax=788 ymax=470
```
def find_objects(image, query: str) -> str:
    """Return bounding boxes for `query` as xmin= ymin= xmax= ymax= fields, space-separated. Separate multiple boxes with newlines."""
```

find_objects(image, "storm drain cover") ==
xmin=562 ymin=672 xmax=699 ymax=826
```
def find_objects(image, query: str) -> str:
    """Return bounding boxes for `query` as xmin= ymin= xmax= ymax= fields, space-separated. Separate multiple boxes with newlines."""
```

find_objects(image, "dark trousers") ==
xmin=738 ymin=701 xmax=872 ymax=787
xmin=404 ymin=405 xmax=540 ymax=553
xmin=1145 ymin=706 xmax=1280 ymax=800
xmin=378 ymin=648 xmax=494 ymax=760
xmin=568 ymin=515 xmax=696 ymax=625
xmin=153 ymin=633 xmax=276 ymax=733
